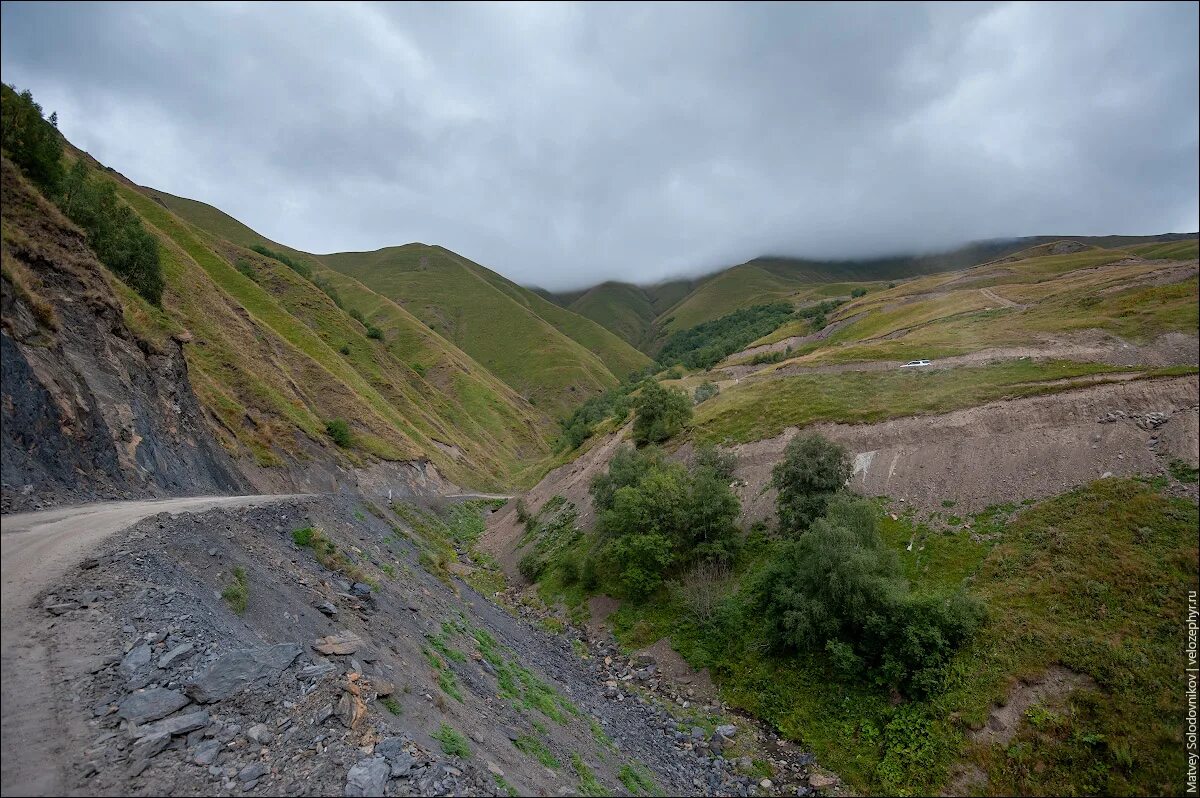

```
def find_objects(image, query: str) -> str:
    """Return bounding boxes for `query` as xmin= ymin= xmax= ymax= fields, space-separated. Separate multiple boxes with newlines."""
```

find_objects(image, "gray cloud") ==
xmin=2 ymin=1 xmax=1196 ymax=289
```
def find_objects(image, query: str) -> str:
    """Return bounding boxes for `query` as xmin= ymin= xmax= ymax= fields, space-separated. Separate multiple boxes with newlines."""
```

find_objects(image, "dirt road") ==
xmin=0 ymin=494 xmax=305 ymax=797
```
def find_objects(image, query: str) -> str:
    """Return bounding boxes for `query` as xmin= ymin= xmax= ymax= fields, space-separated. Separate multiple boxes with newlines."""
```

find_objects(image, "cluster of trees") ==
xmin=795 ymin=298 xmax=844 ymax=333
xmin=692 ymin=381 xmax=719 ymax=404
xmin=656 ymin=302 xmax=796 ymax=370
xmin=545 ymin=428 xmax=984 ymax=698
xmin=586 ymin=444 xmax=740 ymax=599
xmin=3 ymin=85 xmax=164 ymax=305
xmin=755 ymin=434 xmax=985 ymax=696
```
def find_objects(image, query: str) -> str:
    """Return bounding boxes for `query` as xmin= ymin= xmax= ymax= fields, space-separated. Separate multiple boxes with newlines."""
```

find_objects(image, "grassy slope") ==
xmin=139 ymin=186 xmax=558 ymax=485
xmin=320 ymin=245 xmax=648 ymax=417
xmin=568 ymin=281 xmax=657 ymax=349
xmin=104 ymin=179 xmax=555 ymax=488
xmin=601 ymin=478 xmax=1197 ymax=795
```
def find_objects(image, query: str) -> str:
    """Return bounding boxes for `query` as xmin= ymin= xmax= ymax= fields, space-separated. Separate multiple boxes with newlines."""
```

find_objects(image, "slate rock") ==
xmin=192 ymin=739 xmax=222 ymax=765
xmin=238 ymin=762 xmax=269 ymax=782
xmin=344 ymin=756 xmax=390 ymax=797
xmin=246 ymin=724 xmax=274 ymax=745
xmin=135 ymin=710 xmax=211 ymax=739
xmin=118 ymin=688 xmax=190 ymax=724
xmin=158 ymin=643 xmax=195 ymax=669
xmin=186 ymin=644 xmax=302 ymax=703
xmin=351 ymin=583 xmax=372 ymax=597
xmin=315 ymin=602 xmax=339 ymax=617
xmin=312 ymin=631 xmax=363 ymax=656
xmin=132 ymin=731 xmax=171 ymax=760
xmin=121 ymin=644 xmax=153 ymax=677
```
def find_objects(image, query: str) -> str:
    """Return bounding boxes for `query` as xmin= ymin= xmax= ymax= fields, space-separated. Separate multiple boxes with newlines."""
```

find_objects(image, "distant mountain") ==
xmin=551 ymin=234 xmax=1198 ymax=349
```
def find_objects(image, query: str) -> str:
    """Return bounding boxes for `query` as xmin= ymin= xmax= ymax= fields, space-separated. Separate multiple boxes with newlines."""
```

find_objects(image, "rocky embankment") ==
xmin=11 ymin=495 xmax=844 ymax=797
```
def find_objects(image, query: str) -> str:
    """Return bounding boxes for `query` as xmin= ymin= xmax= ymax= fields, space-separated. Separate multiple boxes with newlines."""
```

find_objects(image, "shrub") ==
xmin=366 ymin=325 xmax=384 ymax=340
xmin=632 ymin=382 xmax=692 ymax=445
xmin=411 ymin=362 xmax=426 ymax=377
xmin=348 ymin=307 xmax=367 ymax=325
xmin=236 ymin=259 xmax=256 ymax=279
xmin=693 ymin=381 xmax=719 ymax=403
xmin=749 ymin=495 xmax=983 ymax=696
xmin=693 ymin=443 xmax=737 ymax=481
xmin=772 ymin=433 xmax=852 ymax=533
xmin=339 ymin=344 xmax=351 ymax=355
xmin=292 ymin=526 xmax=316 ymax=546
xmin=851 ymin=287 xmax=868 ymax=298
xmin=1 ymin=84 xmax=64 ymax=194
xmin=325 ymin=418 xmax=351 ymax=447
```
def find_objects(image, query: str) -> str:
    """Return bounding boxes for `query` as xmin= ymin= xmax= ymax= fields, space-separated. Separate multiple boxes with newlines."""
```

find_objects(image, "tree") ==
xmin=632 ymin=382 xmax=692 ymax=445
xmin=748 ymin=494 xmax=984 ymax=696
xmin=1 ymin=84 xmax=65 ymax=194
xmin=692 ymin=442 xmax=736 ymax=482
xmin=771 ymin=433 xmax=851 ymax=533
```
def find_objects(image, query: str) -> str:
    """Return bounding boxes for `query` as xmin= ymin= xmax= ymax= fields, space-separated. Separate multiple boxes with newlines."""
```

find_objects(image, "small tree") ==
xmin=632 ymin=382 xmax=692 ymax=445
xmin=772 ymin=433 xmax=851 ymax=533
xmin=0 ymin=84 xmax=64 ymax=194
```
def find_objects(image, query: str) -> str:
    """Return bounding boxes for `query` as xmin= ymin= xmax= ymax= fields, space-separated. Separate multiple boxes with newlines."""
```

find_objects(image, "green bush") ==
xmin=235 ymin=259 xmax=256 ymax=279
xmin=632 ymin=382 xmax=692 ymax=445
xmin=693 ymin=381 xmax=719 ymax=403
xmin=772 ymin=433 xmax=852 ymax=533
xmin=749 ymin=495 xmax=983 ymax=696
xmin=366 ymin=325 xmax=384 ymax=340
xmin=348 ymin=307 xmax=367 ymax=325
xmin=1 ymin=84 xmax=64 ymax=194
xmin=325 ymin=418 xmax=352 ymax=447
xmin=590 ymin=445 xmax=740 ymax=600
xmin=693 ymin=443 xmax=737 ymax=481
xmin=851 ymin=287 xmax=868 ymax=298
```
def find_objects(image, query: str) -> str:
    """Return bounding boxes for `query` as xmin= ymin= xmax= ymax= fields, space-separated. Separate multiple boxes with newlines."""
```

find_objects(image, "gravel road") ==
xmin=0 ymin=495 xmax=305 ymax=796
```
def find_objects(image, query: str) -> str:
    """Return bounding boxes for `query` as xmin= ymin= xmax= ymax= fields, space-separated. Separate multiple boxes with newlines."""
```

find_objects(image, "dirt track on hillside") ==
xmin=719 ymin=331 xmax=1199 ymax=382
xmin=729 ymin=375 xmax=1199 ymax=522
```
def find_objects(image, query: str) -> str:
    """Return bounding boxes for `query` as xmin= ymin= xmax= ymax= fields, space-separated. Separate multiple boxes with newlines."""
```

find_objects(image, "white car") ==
xmin=900 ymin=359 xmax=932 ymax=368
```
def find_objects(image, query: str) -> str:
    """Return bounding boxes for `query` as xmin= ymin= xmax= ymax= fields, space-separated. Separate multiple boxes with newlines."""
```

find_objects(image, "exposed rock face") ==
xmin=1 ymin=158 xmax=247 ymax=512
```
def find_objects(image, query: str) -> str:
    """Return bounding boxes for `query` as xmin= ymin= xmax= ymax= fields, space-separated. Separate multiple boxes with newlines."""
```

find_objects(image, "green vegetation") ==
xmin=250 ymin=243 xmax=312 ymax=279
xmin=556 ymin=370 xmax=653 ymax=451
xmin=692 ymin=381 xmax=719 ymax=404
xmin=431 ymin=724 xmax=470 ymax=758
xmin=380 ymin=696 xmax=402 ymax=715
xmin=632 ymin=382 xmax=692 ymax=445
xmin=1168 ymin=458 xmax=1199 ymax=483
xmin=2 ymin=86 xmax=163 ymax=304
xmin=291 ymin=526 xmax=373 ymax=585
xmin=695 ymin=360 xmax=1171 ymax=444
xmin=571 ymin=753 xmax=610 ymax=796
xmin=617 ymin=762 xmax=659 ymax=796
xmin=514 ymin=734 xmax=559 ymax=768
xmin=221 ymin=566 xmax=249 ymax=615
xmin=771 ymin=434 xmax=853 ymax=532
xmin=1 ymin=83 xmax=64 ymax=194
xmin=656 ymin=302 xmax=795 ymax=370
xmin=493 ymin=775 xmax=518 ymax=797
xmin=325 ymin=418 xmax=352 ymax=447
xmin=320 ymin=243 xmax=649 ymax=418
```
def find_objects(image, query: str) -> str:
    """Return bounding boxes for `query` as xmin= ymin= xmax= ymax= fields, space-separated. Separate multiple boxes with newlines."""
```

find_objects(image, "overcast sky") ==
xmin=2 ymin=2 xmax=1197 ymax=289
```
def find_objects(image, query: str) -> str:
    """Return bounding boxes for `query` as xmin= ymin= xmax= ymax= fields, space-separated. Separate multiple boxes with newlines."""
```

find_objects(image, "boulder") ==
xmin=117 ymin=688 xmax=190 ymax=724
xmin=186 ymin=644 xmax=302 ymax=703
xmin=344 ymin=756 xmax=390 ymax=797
xmin=313 ymin=631 xmax=364 ymax=656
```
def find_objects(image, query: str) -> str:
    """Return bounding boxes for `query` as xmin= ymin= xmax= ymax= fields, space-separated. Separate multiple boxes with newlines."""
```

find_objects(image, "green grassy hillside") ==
xmin=319 ymin=245 xmax=649 ymax=417
xmin=567 ymin=281 xmax=658 ymax=348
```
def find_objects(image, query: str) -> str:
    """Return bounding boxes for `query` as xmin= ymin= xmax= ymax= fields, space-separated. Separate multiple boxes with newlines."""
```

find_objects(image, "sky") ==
xmin=1 ymin=2 xmax=1197 ymax=290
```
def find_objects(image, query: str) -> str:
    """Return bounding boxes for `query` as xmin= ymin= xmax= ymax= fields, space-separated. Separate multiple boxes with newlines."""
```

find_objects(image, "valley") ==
xmin=2 ymin=78 xmax=1197 ymax=798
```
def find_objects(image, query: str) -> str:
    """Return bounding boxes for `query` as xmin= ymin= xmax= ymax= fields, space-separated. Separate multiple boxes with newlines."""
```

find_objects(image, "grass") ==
xmin=431 ymin=724 xmax=470 ymax=758
xmin=1168 ymin=458 xmax=1199 ymax=484
xmin=291 ymin=526 xmax=373 ymax=585
xmin=319 ymin=243 xmax=648 ymax=418
xmin=221 ymin=566 xmax=249 ymax=615
xmin=380 ymin=696 xmax=402 ymax=715
xmin=571 ymin=752 xmax=610 ymax=796
xmin=618 ymin=762 xmax=659 ymax=796
xmin=694 ymin=360 xmax=1175 ymax=444
xmin=493 ymin=775 xmax=518 ymax=796
xmin=514 ymin=734 xmax=559 ymax=768
xmin=587 ymin=480 xmax=1197 ymax=795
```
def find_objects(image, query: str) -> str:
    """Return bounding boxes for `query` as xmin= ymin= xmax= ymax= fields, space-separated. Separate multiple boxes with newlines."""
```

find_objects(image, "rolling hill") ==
xmin=317 ymin=245 xmax=650 ymax=416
